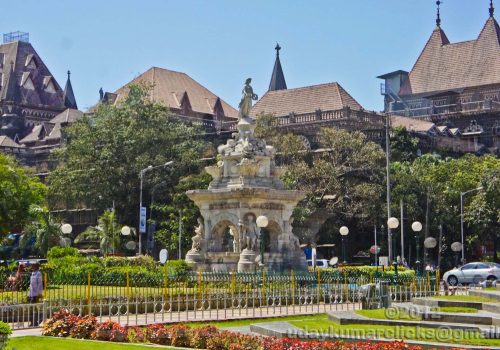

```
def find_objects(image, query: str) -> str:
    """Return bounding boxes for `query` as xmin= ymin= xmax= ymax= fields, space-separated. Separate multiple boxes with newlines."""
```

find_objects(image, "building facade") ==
xmin=378 ymin=3 xmax=500 ymax=153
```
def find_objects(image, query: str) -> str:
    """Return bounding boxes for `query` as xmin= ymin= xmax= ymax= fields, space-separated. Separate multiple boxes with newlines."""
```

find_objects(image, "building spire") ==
xmin=63 ymin=69 xmax=78 ymax=109
xmin=490 ymin=0 xmax=495 ymax=17
xmin=436 ymin=0 xmax=442 ymax=27
xmin=268 ymin=43 xmax=287 ymax=92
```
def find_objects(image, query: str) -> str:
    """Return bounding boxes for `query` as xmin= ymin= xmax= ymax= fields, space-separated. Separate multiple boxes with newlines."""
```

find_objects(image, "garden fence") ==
xmin=0 ymin=270 xmax=471 ymax=329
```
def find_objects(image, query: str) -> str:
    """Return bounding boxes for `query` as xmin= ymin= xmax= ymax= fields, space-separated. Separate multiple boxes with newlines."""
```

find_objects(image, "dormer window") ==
xmin=21 ymin=72 xmax=35 ymax=90
xmin=43 ymin=76 xmax=56 ymax=93
xmin=25 ymin=54 xmax=37 ymax=69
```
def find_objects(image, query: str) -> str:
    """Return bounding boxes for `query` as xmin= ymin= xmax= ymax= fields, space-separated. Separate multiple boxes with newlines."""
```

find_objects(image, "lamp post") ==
xmin=385 ymin=113 xmax=393 ymax=264
xmin=256 ymin=215 xmax=269 ymax=268
xmin=460 ymin=186 xmax=483 ymax=264
xmin=339 ymin=226 xmax=349 ymax=264
xmin=424 ymin=237 xmax=437 ymax=267
xmin=387 ymin=217 xmax=399 ymax=274
xmin=411 ymin=221 xmax=422 ymax=274
xmin=60 ymin=223 xmax=73 ymax=247
xmin=139 ymin=161 xmax=174 ymax=255
xmin=451 ymin=242 xmax=462 ymax=268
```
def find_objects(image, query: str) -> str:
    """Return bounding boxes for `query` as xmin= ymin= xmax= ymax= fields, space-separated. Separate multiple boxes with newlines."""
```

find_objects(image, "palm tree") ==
xmin=75 ymin=210 xmax=133 ymax=255
xmin=21 ymin=205 xmax=62 ymax=257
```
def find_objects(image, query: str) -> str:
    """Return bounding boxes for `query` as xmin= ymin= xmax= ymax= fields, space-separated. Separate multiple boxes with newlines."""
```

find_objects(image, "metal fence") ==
xmin=0 ymin=270 xmax=460 ymax=329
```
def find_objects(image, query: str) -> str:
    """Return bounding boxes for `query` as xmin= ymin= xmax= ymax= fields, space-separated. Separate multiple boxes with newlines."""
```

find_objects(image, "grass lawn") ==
xmin=290 ymin=315 xmax=500 ymax=347
xmin=356 ymin=308 xmax=421 ymax=321
xmin=431 ymin=295 xmax=497 ymax=303
xmin=430 ymin=306 xmax=479 ymax=313
xmin=6 ymin=336 xmax=184 ymax=349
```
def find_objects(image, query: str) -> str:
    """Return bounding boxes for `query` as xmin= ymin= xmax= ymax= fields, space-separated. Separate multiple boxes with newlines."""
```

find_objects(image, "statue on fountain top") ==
xmin=238 ymin=78 xmax=258 ymax=121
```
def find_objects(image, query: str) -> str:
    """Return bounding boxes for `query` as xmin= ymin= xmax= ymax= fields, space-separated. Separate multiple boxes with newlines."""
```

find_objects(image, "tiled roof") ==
xmin=19 ymin=123 xmax=53 ymax=144
xmin=0 ymin=135 xmax=22 ymax=148
xmin=49 ymin=108 xmax=84 ymax=124
xmin=112 ymin=67 xmax=238 ymax=119
xmin=390 ymin=115 xmax=436 ymax=134
xmin=251 ymin=82 xmax=363 ymax=117
xmin=400 ymin=17 xmax=500 ymax=95
xmin=0 ymin=41 xmax=65 ymax=107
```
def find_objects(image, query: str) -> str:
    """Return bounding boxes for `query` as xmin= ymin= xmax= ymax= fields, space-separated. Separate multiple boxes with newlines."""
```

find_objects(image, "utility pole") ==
xmin=178 ymin=209 xmax=182 ymax=260
xmin=385 ymin=113 xmax=393 ymax=263
xmin=400 ymin=199 xmax=404 ymax=262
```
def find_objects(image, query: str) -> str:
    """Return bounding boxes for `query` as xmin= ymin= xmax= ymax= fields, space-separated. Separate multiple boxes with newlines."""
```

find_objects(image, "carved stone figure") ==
xmin=238 ymin=78 xmax=258 ymax=120
xmin=243 ymin=215 xmax=259 ymax=251
xmin=229 ymin=227 xmax=240 ymax=253
xmin=190 ymin=217 xmax=204 ymax=252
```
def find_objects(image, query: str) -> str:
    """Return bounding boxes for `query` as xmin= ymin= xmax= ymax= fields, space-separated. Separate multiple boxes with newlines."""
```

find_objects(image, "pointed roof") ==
xmin=251 ymin=82 xmax=363 ymax=117
xmin=268 ymin=43 xmax=287 ymax=91
xmin=63 ymin=70 xmax=78 ymax=109
xmin=111 ymin=67 xmax=238 ymax=119
xmin=0 ymin=41 xmax=65 ymax=107
xmin=0 ymin=135 xmax=23 ymax=148
xmin=399 ymin=15 xmax=500 ymax=95
xmin=19 ymin=123 xmax=53 ymax=144
xmin=49 ymin=108 xmax=84 ymax=124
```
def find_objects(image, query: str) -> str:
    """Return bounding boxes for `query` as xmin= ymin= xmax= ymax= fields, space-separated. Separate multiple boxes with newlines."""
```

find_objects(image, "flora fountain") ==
xmin=185 ymin=78 xmax=307 ymax=272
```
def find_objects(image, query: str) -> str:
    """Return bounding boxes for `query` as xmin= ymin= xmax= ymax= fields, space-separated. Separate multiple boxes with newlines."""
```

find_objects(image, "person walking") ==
xmin=28 ymin=263 xmax=43 ymax=303
xmin=28 ymin=263 xmax=43 ymax=326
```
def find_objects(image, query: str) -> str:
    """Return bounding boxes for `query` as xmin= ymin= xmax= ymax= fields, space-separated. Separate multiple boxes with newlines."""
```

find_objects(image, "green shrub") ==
xmin=0 ymin=322 xmax=11 ymax=336
xmin=165 ymin=260 xmax=189 ymax=276
xmin=48 ymin=247 xmax=81 ymax=260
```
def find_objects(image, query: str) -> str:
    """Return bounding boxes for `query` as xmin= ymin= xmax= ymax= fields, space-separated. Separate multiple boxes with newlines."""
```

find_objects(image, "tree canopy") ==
xmin=48 ymin=84 xmax=209 ymax=226
xmin=0 ymin=153 xmax=46 ymax=236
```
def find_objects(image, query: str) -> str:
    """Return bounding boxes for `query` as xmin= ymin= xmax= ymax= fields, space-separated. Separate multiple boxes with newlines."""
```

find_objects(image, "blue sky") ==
xmin=2 ymin=0 xmax=494 ymax=112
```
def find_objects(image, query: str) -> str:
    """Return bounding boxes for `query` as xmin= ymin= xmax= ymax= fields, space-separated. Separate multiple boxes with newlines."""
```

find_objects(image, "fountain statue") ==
xmin=185 ymin=79 xmax=306 ymax=272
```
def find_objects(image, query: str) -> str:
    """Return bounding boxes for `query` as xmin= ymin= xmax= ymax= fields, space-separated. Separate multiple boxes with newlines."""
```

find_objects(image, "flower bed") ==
xmin=41 ymin=309 xmax=466 ymax=350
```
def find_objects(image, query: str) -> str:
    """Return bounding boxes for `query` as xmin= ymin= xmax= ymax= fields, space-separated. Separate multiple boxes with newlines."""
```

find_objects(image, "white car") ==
xmin=443 ymin=262 xmax=500 ymax=286
xmin=307 ymin=259 xmax=330 ymax=269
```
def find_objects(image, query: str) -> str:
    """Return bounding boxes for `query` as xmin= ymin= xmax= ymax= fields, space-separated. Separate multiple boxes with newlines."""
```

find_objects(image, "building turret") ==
xmin=63 ymin=70 xmax=78 ymax=109
xmin=268 ymin=43 xmax=287 ymax=91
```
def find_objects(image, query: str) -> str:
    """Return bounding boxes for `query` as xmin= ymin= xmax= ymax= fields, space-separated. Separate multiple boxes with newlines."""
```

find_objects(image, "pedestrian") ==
xmin=28 ymin=263 xmax=43 ymax=326
xmin=28 ymin=263 xmax=43 ymax=303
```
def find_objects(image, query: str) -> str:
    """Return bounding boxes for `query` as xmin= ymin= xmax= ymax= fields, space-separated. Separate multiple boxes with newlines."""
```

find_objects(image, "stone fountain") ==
xmin=185 ymin=78 xmax=307 ymax=272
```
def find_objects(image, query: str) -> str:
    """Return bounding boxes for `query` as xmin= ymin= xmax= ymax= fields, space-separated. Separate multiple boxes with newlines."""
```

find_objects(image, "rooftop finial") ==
xmin=436 ymin=0 xmax=442 ymax=27
xmin=275 ymin=43 xmax=281 ymax=56
xmin=67 ymin=70 xmax=71 ymax=79
xmin=490 ymin=0 xmax=495 ymax=17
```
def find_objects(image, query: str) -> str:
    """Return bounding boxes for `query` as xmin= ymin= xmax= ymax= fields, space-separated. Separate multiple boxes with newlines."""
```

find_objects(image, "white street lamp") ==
xmin=339 ymin=226 xmax=349 ymax=263
xmin=61 ymin=223 xmax=73 ymax=235
xmin=451 ymin=241 xmax=463 ymax=267
xmin=411 ymin=221 xmax=423 ymax=272
xmin=121 ymin=226 xmax=131 ymax=236
xmin=387 ymin=217 xmax=399 ymax=229
xmin=411 ymin=221 xmax=422 ymax=232
xmin=256 ymin=216 xmax=268 ymax=266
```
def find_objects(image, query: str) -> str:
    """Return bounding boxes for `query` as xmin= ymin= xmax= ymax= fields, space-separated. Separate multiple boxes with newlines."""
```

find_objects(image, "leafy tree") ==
xmin=75 ymin=210 xmax=134 ymax=255
xmin=0 ymin=154 xmax=46 ymax=236
xmin=390 ymin=126 xmax=420 ymax=162
xmin=21 ymin=205 xmax=62 ymax=257
xmin=465 ymin=166 xmax=500 ymax=262
xmin=48 ymin=84 xmax=208 ymax=227
xmin=154 ymin=171 xmax=212 ymax=258
xmin=285 ymin=128 xmax=385 ymax=215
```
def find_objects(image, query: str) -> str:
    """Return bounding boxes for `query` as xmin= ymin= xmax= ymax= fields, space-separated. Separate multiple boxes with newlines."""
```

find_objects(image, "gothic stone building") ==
xmin=101 ymin=66 xmax=238 ymax=125
xmin=0 ymin=33 xmax=80 ymax=171
xmin=378 ymin=4 xmax=500 ymax=153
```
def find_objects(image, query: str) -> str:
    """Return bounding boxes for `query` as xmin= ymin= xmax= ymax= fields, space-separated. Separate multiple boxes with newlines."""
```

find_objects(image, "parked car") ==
xmin=307 ymin=259 xmax=330 ymax=269
xmin=442 ymin=262 xmax=500 ymax=286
